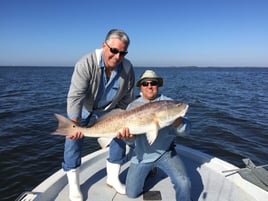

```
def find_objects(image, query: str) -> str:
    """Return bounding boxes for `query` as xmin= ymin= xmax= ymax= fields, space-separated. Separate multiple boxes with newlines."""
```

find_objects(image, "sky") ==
xmin=1 ymin=0 xmax=268 ymax=67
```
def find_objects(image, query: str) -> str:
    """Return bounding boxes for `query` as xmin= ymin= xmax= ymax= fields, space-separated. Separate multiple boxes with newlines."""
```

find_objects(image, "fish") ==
xmin=52 ymin=100 xmax=189 ymax=145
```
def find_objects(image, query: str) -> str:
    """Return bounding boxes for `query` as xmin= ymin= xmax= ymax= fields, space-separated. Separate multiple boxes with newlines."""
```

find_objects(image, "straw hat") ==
xmin=136 ymin=70 xmax=163 ymax=87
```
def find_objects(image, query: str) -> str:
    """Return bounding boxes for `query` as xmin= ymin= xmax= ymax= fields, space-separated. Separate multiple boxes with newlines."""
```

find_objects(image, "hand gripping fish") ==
xmin=52 ymin=100 xmax=188 ymax=145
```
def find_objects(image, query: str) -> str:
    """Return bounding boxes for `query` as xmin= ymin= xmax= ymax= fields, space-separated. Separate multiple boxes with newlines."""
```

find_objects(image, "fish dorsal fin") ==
xmin=146 ymin=119 xmax=159 ymax=145
xmin=95 ymin=109 xmax=125 ymax=123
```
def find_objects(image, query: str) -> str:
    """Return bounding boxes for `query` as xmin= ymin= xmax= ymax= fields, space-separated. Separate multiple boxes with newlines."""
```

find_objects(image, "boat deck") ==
xmin=41 ymin=148 xmax=176 ymax=201
xmin=17 ymin=145 xmax=268 ymax=201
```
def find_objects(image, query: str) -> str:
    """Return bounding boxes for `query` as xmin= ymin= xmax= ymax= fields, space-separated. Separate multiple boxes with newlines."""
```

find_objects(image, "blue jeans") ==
xmin=62 ymin=112 xmax=127 ymax=171
xmin=126 ymin=148 xmax=191 ymax=201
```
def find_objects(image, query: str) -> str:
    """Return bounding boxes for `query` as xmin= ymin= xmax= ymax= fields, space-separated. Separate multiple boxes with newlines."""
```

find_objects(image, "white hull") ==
xmin=17 ymin=144 xmax=268 ymax=201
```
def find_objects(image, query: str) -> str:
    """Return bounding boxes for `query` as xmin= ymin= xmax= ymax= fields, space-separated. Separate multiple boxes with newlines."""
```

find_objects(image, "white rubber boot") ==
xmin=106 ymin=161 xmax=126 ymax=194
xmin=66 ymin=168 xmax=83 ymax=201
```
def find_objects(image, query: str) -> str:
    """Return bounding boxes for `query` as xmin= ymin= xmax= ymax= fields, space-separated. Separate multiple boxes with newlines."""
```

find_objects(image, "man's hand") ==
xmin=116 ymin=127 xmax=134 ymax=139
xmin=66 ymin=117 xmax=83 ymax=140
xmin=66 ymin=132 xmax=84 ymax=140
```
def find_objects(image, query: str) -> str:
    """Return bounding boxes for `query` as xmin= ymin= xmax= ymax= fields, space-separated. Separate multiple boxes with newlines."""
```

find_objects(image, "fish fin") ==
xmin=146 ymin=120 xmax=159 ymax=145
xmin=52 ymin=113 xmax=79 ymax=136
xmin=97 ymin=137 xmax=113 ymax=149
xmin=146 ymin=130 xmax=158 ymax=145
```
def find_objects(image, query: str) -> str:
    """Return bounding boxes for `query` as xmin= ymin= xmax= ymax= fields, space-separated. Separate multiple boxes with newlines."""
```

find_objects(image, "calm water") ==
xmin=0 ymin=66 xmax=268 ymax=200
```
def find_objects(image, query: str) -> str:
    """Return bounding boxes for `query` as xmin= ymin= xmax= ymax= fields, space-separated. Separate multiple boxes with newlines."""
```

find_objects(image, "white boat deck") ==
xmin=17 ymin=145 xmax=268 ymax=201
xmin=57 ymin=148 xmax=176 ymax=201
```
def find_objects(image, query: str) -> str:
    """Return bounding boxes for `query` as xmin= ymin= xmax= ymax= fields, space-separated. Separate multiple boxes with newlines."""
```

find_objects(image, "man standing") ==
xmin=64 ymin=29 xmax=135 ymax=201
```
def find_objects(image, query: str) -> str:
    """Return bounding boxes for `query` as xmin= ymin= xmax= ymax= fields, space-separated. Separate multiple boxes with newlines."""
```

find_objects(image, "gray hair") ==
xmin=105 ymin=29 xmax=130 ymax=47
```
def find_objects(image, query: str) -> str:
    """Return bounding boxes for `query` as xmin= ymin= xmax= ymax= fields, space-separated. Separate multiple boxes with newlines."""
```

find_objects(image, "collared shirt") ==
xmin=93 ymin=57 xmax=122 ymax=111
xmin=68 ymin=48 xmax=134 ymax=120
xmin=82 ymin=55 xmax=122 ymax=121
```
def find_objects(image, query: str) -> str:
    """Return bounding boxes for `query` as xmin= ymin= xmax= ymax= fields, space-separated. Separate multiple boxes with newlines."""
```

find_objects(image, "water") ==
xmin=0 ymin=66 xmax=268 ymax=200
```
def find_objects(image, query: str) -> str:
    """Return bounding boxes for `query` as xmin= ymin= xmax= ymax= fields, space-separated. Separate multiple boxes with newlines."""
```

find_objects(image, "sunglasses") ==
xmin=105 ymin=42 xmax=128 ymax=56
xmin=141 ymin=80 xmax=159 ymax=87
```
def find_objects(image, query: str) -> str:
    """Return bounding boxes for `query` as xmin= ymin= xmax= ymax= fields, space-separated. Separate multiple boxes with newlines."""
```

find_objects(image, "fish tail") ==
xmin=52 ymin=113 xmax=78 ymax=136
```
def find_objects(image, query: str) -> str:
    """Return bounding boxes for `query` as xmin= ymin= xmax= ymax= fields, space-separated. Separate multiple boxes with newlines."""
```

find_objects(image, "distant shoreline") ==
xmin=1 ymin=65 xmax=268 ymax=68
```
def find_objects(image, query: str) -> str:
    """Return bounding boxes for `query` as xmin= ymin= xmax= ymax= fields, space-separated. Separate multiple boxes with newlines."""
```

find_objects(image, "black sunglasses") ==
xmin=141 ymin=80 xmax=159 ymax=87
xmin=105 ymin=42 xmax=128 ymax=56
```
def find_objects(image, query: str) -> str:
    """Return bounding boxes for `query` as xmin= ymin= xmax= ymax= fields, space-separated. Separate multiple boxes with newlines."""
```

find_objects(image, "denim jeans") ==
xmin=62 ymin=112 xmax=127 ymax=171
xmin=126 ymin=148 xmax=191 ymax=201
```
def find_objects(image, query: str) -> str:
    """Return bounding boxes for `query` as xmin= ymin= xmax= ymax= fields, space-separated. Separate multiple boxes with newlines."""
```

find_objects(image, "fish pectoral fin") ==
xmin=146 ymin=130 xmax=158 ymax=145
xmin=145 ymin=119 xmax=160 ymax=145
xmin=97 ymin=137 xmax=113 ymax=149
xmin=146 ymin=120 xmax=159 ymax=145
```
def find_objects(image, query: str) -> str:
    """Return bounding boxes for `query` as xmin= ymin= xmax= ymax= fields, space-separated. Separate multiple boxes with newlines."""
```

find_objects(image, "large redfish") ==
xmin=52 ymin=100 xmax=188 ymax=145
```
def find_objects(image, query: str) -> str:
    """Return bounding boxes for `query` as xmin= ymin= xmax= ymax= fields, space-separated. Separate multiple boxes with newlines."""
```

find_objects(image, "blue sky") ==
xmin=1 ymin=0 xmax=267 ymax=67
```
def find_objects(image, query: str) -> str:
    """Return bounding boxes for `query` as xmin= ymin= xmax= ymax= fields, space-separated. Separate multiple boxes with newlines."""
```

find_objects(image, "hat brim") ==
xmin=136 ymin=77 xmax=163 ymax=87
